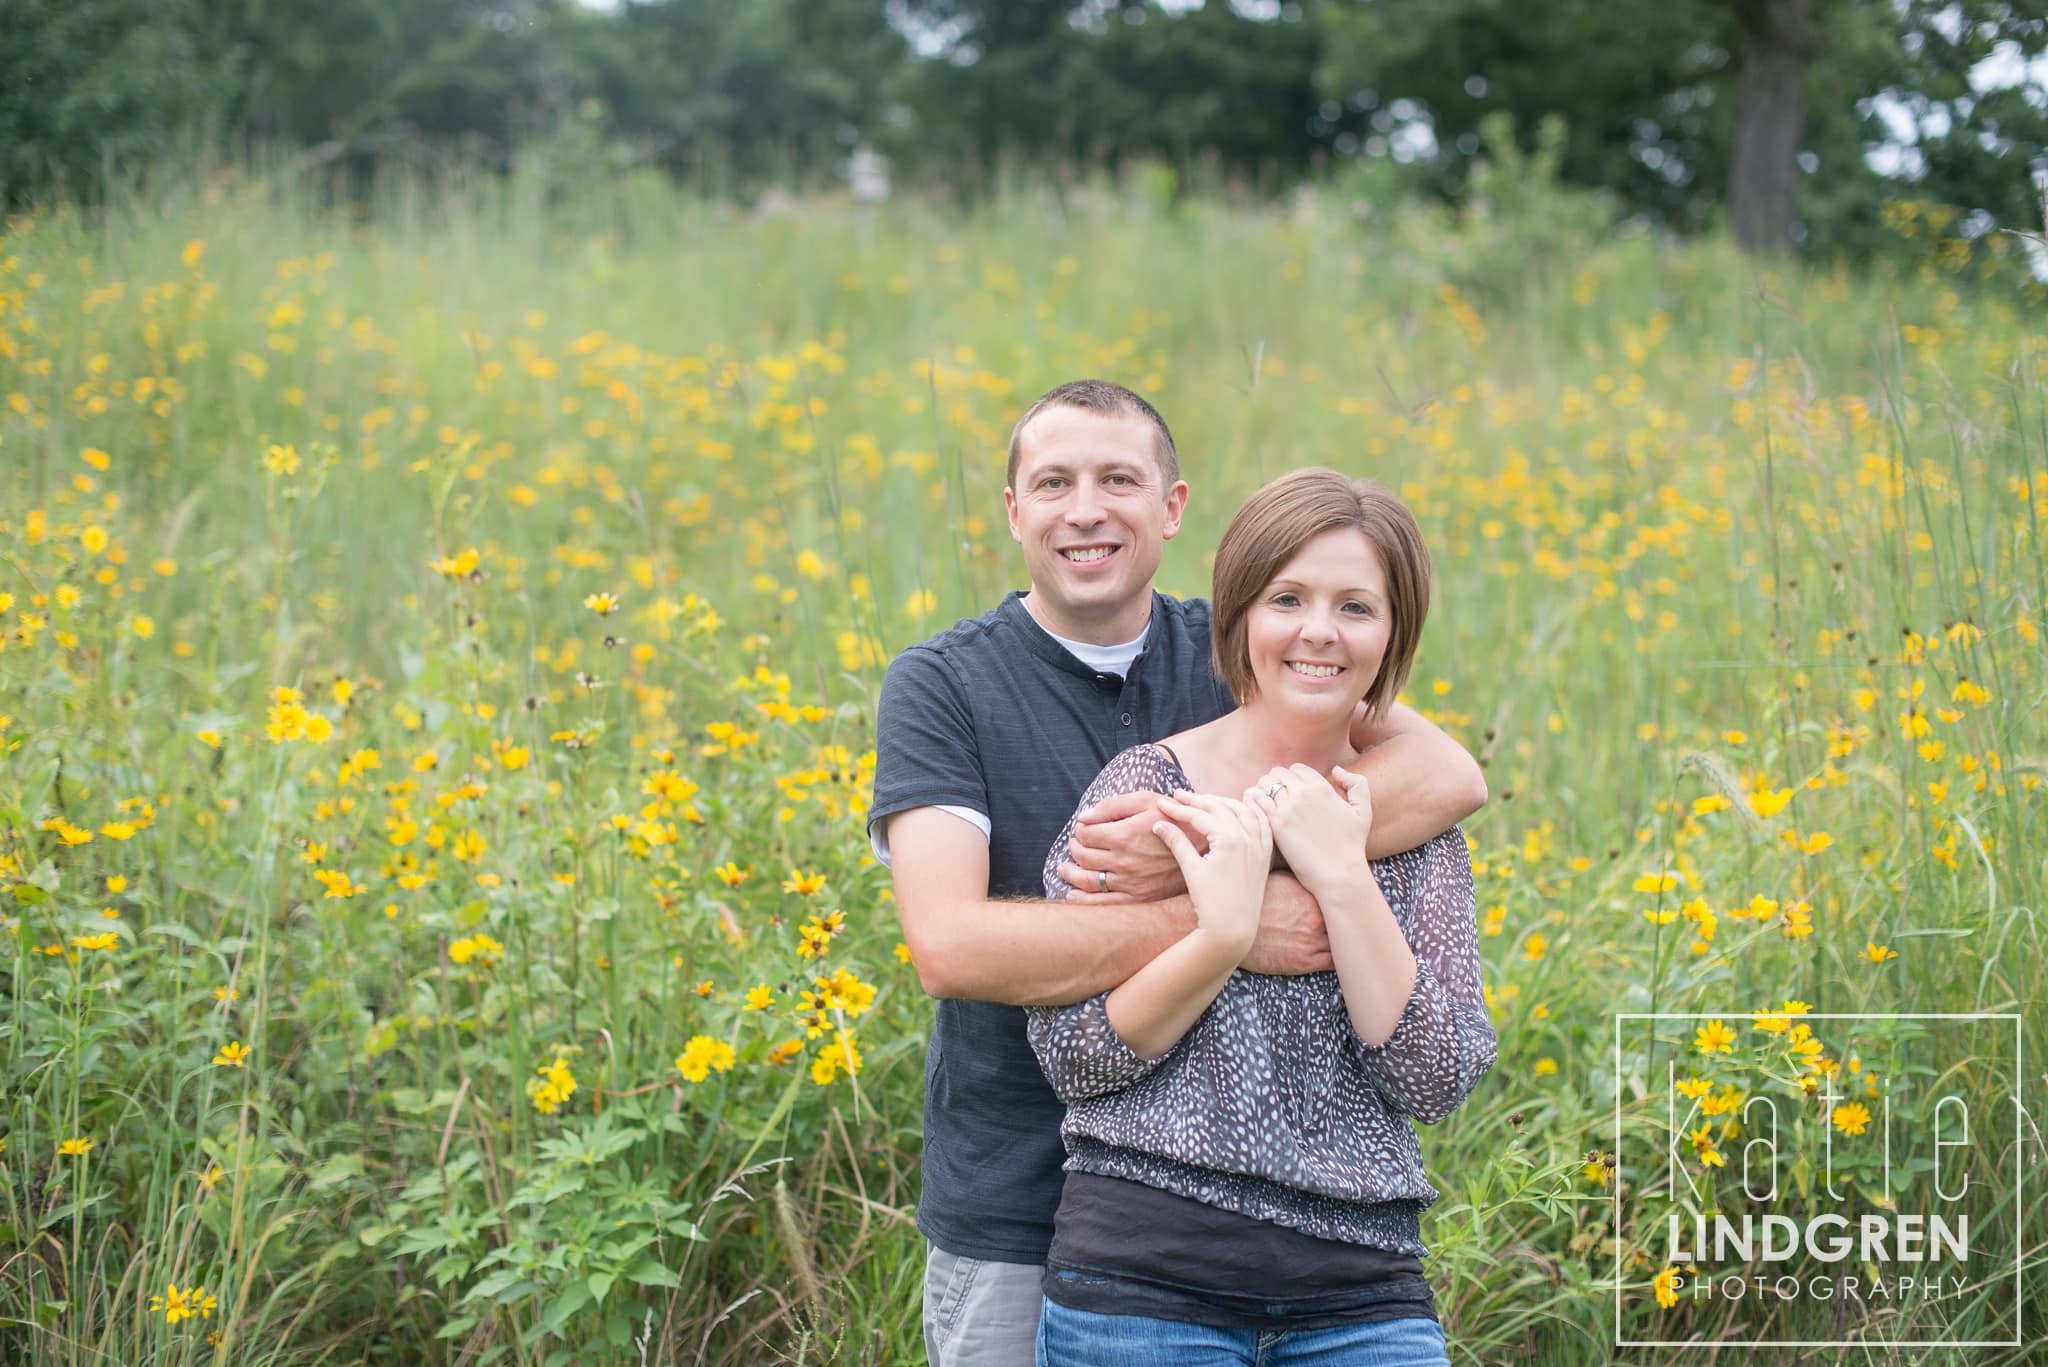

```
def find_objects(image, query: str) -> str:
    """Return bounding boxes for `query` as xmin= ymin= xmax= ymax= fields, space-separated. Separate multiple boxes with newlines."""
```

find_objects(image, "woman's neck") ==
xmin=1216 ymin=700 xmax=1358 ymax=777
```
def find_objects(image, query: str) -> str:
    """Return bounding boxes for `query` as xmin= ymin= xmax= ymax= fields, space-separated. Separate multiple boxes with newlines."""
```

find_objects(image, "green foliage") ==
xmin=4 ymin=0 xmax=2042 ymax=267
xmin=1 ymin=160 xmax=2044 ymax=1363
xmin=1315 ymin=0 xmax=2048 ymax=249
xmin=0 ymin=0 xmax=230 ymax=204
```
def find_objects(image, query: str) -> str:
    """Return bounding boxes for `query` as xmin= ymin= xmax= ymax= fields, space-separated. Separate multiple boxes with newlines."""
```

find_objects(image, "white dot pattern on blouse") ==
xmin=1026 ymin=742 xmax=1498 ymax=1255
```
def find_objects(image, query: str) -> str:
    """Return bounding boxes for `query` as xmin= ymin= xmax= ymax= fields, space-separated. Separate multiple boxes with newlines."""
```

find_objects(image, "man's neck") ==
xmin=1019 ymin=590 xmax=1155 ymax=647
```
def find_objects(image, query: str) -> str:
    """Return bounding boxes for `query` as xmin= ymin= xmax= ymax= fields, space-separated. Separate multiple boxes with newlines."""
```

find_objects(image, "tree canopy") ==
xmin=3 ymin=0 xmax=2042 ymax=255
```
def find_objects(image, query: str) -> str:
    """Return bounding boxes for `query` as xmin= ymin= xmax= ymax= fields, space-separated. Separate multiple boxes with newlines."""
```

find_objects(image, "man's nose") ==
xmin=1065 ymin=485 xmax=1104 ymax=525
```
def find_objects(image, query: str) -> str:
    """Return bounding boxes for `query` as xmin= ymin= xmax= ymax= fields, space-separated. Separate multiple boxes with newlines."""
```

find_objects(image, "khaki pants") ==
xmin=922 ymin=1244 xmax=1044 ymax=1367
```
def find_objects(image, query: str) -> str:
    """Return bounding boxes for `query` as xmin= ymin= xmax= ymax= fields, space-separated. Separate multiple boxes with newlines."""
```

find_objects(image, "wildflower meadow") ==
xmin=2 ymin=161 xmax=2043 ymax=1363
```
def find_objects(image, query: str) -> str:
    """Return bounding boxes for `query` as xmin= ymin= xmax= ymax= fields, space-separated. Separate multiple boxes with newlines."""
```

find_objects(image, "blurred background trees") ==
xmin=2 ymin=0 xmax=2043 ymax=257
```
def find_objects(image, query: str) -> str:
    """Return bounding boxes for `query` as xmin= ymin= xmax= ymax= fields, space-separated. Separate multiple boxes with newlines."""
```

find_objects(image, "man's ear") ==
xmin=1161 ymin=481 xmax=1189 ymax=539
xmin=1004 ymin=486 xmax=1022 ymax=543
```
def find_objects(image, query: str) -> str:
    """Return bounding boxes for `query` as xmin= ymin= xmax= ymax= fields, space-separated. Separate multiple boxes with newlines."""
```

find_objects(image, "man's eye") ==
xmin=1107 ymin=473 xmax=1133 ymax=486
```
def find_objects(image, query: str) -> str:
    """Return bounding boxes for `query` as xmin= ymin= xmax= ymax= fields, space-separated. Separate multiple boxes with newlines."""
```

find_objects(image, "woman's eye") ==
xmin=1344 ymin=601 xmax=1372 ymax=616
xmin=1271 ymin=593 xmax=1299 ymax=607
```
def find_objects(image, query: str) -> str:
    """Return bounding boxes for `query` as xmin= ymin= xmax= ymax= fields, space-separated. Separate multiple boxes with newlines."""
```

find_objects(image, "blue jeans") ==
xmin=1036 ymin=1298 xmax=1451 ymax=1366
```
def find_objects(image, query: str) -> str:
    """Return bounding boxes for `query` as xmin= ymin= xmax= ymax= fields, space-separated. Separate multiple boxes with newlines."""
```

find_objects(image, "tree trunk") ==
xmin=1728 ymin=0 xmax=1815 ymax=255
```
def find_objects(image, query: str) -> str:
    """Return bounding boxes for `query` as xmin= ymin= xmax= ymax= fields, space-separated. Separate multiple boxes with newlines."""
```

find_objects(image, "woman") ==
xmin=1025 ymin=467 xmax=1496 ymax=1365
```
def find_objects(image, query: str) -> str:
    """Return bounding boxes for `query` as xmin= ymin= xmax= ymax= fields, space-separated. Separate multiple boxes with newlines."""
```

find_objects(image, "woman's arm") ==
xmin=1251 ymin=766 xmax=1495 ymax=1124
xmin=1025 ymin=925 xmax=1242 ymax=1103
xmin=1332 ymin=828 xmax=1497 ymax=1123
xmin=1026 ymin=747 xmax=1199 ymax=1101
xmin=1027 ymin=757 xmax=1269 ymax=1102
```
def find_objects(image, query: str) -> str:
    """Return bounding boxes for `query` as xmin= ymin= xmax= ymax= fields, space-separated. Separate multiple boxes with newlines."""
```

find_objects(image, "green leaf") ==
xmin=310 ymin=1153 xmax=364 ymax=1190
xmin=623 ymin=1257 xmax=679 ymax=1289
xmin=586 ymin=1271 xmax=616 ymax=1304
xmin=541 ymin=1280 xmax=594 ymax=1335
xmin=436 ymin=1314 xmax=479 ymax=1341
xmin=464 ymin=1268 xmax=529 ymax=1304
xmin=429 ymin=1253 xmax=473 ymax=1287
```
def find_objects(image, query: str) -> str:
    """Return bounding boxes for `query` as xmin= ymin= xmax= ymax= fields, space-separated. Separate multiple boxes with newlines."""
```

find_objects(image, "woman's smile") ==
xmin=1246 ymin=528 xmax=1391 ymax=712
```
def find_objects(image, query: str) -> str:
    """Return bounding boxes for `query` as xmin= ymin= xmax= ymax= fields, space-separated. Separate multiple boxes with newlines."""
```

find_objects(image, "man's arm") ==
xmin=1056 ymin=701 xmax=1484 ymax=901
xmin=1346 ymin=700 xmax=1488 ymax=854
xmin=888 ymin=808 xmax=1331 ymax=1006
xmin=889 ymin=807 xmax=1192 ymax=1006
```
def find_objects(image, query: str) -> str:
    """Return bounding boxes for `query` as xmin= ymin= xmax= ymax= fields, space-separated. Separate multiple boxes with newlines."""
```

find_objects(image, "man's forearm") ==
xmin=1352 ymin=731 xmax=1486 ymax=857
xmin=912 ymin=895 xmax=1196 ymax=1006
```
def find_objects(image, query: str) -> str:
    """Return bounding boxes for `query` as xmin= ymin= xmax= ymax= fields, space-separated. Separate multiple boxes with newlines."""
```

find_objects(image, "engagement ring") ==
xmin=1264 ymin=783 xmax=1283 ymax=799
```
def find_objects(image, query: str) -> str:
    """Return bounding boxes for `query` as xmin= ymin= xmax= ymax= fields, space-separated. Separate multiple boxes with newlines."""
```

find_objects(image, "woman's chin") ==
xmin=1269 ymin=690 xmax=1366 ymax=727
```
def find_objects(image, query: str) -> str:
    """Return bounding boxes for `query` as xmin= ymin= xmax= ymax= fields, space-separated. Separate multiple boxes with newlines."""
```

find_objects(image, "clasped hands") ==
xmin=1059 ymin=766 xmax=1376 ymax=974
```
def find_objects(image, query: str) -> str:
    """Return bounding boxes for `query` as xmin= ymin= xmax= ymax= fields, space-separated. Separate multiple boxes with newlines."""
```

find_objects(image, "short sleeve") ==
xmin=868 ymin=646 xmax=988 ymax=848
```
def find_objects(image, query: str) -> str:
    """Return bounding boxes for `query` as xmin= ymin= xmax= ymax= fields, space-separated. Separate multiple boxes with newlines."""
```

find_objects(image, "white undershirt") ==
xmin=871 ymin=620 xmax=1152 ymax=865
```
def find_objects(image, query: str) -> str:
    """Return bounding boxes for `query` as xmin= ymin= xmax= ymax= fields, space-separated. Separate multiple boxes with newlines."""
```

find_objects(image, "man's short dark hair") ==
xmin=1005 ymin=380 xmax=1181 ymax=490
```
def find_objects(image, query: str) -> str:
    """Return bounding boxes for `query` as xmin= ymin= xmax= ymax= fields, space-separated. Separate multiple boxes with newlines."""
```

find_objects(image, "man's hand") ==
xmin=1057 ymin=789 xmax=1191 ymax=904
xmin=1241 ymin=871 xmax=1333 ymax=975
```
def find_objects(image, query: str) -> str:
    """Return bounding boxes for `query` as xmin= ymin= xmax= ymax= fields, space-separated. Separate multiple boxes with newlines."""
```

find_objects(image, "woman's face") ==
xmin=1242 ymin=527 xmax=1391 ymax=720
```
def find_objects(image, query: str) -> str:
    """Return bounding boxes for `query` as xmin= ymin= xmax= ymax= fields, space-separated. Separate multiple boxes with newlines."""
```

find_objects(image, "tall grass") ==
xmin=0 ymin=154 xmax=2041 ymax=1362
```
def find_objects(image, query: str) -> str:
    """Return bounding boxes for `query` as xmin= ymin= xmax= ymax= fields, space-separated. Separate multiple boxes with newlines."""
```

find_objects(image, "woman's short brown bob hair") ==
xmin=1211 ymin=467 xmax=1430 ymax=718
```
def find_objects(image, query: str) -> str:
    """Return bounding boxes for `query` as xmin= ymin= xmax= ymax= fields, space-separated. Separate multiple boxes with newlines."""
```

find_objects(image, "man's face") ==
xmin=1003 ymin=405 xmax=1187 ymax=641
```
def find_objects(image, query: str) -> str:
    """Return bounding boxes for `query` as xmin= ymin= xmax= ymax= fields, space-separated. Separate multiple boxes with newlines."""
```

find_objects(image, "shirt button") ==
xmin=1121 ymin=713 xmax=1133 ymax=726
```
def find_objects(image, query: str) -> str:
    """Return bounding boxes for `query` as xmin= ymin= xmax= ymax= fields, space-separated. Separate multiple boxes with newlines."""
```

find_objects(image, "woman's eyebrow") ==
xmin=1266 ymin=578 xmax=1381 ymax=598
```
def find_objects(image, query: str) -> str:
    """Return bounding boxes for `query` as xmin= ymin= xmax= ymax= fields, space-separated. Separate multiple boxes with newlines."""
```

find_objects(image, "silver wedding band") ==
xmin=1098 ymin=870 xmax=1109 ymax=894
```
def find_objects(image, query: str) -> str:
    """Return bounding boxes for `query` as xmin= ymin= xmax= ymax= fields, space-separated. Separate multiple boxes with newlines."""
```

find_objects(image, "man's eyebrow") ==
xmin=1025 ymin=460 xmax=1150 ymax=480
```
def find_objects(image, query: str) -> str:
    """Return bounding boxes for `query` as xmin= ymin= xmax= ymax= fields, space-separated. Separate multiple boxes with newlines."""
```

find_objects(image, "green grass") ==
xmin=0 ymin=155 xmax=2042 ymax=1363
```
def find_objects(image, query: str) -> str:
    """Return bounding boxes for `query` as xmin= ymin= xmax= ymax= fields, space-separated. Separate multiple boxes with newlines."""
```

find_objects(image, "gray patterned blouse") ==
xmin=1024 ymin=743 xmax=1496 ymax=1256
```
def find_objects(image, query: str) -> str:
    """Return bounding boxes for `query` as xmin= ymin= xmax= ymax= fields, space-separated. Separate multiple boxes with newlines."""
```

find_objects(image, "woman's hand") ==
xmin=1247 ymin=764 xmax=1373 ymax=900
xmin=1151 ymin=790 xmax=1271 ymax=956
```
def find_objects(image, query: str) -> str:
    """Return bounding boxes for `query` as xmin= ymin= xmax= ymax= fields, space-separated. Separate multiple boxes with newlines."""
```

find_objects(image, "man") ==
xmin=869 ymin=380 xmax=1486 ymax=1366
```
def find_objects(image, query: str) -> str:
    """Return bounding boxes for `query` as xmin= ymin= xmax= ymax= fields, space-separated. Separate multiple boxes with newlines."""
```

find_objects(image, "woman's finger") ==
xmin=1245 ymin=798 xmax=1273 ymax=851
xmin=1157 ymin=792 xmax=1241 ymax=841
xmin=1152 ymin=819 xmax=1202 ymax=870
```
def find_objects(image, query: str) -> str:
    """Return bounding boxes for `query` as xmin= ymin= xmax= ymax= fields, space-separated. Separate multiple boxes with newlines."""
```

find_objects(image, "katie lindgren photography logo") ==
xmin=1610 ymin=1012 xmax=2023 ymax=1352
